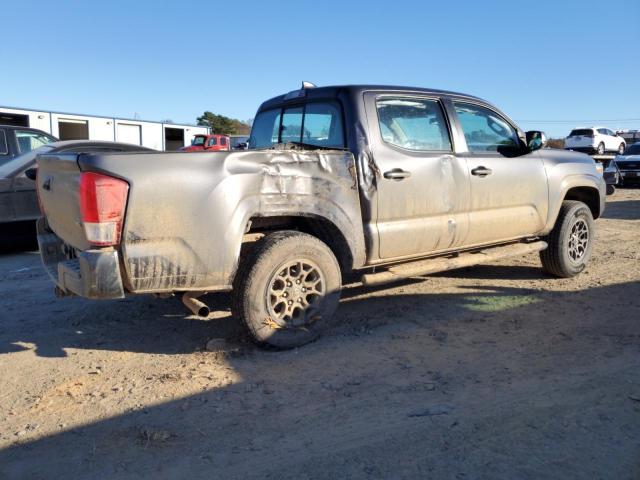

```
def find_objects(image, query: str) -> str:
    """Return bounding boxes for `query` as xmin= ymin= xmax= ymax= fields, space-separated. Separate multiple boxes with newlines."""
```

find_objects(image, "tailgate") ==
xmin=37 ymin=153 xmax=90 ymax=249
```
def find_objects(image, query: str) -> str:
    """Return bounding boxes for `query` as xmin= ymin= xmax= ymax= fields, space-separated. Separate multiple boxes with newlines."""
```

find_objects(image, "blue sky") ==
xmin=1 ymin=0 xmax=638 ymax=137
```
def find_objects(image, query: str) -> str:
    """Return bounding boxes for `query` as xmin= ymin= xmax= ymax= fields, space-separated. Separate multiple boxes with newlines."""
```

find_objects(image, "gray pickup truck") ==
xmin=36 ymin=84 xmax=605 ymax=348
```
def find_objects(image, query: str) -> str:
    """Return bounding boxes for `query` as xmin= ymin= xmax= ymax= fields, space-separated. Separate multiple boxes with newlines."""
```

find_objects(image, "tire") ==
xmin=618 ymin=143 xmax=625 ymax=155
xmin=232 ymin=231 xmax=341 ymax=349
xmin=596 ymin=143 xmax=605 ymax=155
xmin=606 ymin=184 xmax=615 ymax=195
xmin=540 ymin=200 xmax=595 ymax=278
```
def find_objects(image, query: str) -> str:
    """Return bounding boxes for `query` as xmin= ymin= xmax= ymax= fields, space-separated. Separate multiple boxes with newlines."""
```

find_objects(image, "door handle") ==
xmin=471 ymin=166 xmax=492 ymax=177
xmin=383 ymin=168 xmax=411 ymax=180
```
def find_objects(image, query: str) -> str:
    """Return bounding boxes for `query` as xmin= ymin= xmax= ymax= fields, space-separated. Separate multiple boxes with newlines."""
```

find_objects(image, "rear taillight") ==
xmin=79 ymin=172 xmax=129 ymax=246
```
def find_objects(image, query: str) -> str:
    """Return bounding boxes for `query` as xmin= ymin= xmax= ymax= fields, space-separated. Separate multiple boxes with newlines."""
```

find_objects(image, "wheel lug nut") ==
xmin=288 ymin=300 xmax=293 ymax=305
xmin=296 ymin=280 xmax=301 ymax=284
xmin=298 ymin=298 xmax=302 ymax=303
xmin=283 ymin=292 xmax=288 ymax=297
xmin=302 ymin=287 xmax=306 ymax=292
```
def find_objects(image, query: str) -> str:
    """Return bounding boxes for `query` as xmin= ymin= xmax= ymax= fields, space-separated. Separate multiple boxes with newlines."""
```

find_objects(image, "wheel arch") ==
xmin=243 ymin=213 xmax=359 ymax=275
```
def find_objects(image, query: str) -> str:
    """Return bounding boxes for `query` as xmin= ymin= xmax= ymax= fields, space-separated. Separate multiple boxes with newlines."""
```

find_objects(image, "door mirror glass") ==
xmin=526 ymin=131 xmax=547 ymax=151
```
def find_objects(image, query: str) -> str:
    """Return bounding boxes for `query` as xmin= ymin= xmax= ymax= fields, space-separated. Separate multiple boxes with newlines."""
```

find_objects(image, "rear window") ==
xmin=249 ymin=101 xmax=344 ymax=149
xmin=569 ymin=129 xmax=593 ymax=137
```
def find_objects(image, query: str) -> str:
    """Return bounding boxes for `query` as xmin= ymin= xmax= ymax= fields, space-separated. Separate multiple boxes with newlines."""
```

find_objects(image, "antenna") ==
xmin=301 ymin=81 xmax=316 ymax=89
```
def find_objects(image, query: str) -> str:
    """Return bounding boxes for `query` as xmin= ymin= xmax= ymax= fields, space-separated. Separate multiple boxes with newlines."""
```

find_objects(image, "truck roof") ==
xmin=258 ymin=84 xmax=486 ymax=111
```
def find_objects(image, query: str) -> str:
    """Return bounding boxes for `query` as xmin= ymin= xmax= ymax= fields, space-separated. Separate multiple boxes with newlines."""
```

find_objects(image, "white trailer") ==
xmin=0 ymin=105 xmax=209 ymax=151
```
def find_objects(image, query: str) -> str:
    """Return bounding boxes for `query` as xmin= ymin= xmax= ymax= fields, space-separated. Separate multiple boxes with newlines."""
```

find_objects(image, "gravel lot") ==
xmin=1 ymin=189 xmax=639 ymax=479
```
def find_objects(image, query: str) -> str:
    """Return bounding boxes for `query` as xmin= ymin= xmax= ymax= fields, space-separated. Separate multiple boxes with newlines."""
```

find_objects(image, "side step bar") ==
xmin=361 ymin=240 xmax=547 ymax=287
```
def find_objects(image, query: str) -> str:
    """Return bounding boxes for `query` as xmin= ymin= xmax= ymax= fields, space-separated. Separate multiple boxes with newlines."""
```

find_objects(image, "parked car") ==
xmin=615 ymin=142 xmax=640 ymax=186
xmin=565 ymin=127 xmax=626 ymax=155
xmin=0 ymin=125 xmax=57 ymax=164
xmin=181 ymin=134 xmax=230 ymax=152
xmin=0 ymin=141 xmax=152 ymax=245
xmin=600 ymin=157 xmax=620 ymax=194
xmin=36 ymin=84 xmax=605 ymax=349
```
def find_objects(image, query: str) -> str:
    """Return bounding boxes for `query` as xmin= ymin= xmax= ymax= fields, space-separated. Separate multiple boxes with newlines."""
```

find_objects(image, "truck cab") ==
xmin=181 ymin=133 xmax=230 ymax=152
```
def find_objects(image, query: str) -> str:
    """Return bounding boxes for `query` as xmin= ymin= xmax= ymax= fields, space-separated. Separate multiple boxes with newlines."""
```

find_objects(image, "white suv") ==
xmin=565 ymin=127 xmax=626 ymax=155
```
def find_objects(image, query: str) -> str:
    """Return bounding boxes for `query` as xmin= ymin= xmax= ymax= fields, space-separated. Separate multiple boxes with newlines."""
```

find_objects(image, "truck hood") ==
xmin=540 ymin=148 xmax=595 ymax=167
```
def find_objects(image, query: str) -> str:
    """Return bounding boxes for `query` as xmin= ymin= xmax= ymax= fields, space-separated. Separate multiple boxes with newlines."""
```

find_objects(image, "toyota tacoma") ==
xmin=36 ymin=84 xmax=606 ymax=348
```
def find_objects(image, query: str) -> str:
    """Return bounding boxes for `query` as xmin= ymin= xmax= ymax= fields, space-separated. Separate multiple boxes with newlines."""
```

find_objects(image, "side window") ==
xmin=15 ymin=130 xmax=54 ymax=154
xmin=281 ymin=107 xmax=304 ymax=143
xmin=220 ymin=137 xmax=227 ymax=146
xmin=597 ymin=128 xmax=607 ymax=135
xmin=208 ymin=137 xmax=217 ymax=146
xmin=0 ymin=131 xmax=7 ymax=155
xmin=376 ymin=97 xmax=452 ymax=151
xmin=454 ymin=103 xmax=520 ymax=154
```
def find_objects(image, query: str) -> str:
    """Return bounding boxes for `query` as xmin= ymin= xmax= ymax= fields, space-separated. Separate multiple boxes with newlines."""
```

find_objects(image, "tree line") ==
xmin=197 ymin=112 xmax=252 ymax=135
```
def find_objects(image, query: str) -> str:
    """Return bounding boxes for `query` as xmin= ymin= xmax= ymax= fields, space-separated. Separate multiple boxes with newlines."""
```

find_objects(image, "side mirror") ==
xmin=25 ymin=167 xmax=38 ymax=180
xmin=526 ymin=131 xmax=547 ymax=151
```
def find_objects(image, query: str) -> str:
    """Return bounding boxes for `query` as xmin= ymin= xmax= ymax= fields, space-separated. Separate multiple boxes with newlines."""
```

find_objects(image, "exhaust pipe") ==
xmin=182 ymin=292 xmax=210 ymax=317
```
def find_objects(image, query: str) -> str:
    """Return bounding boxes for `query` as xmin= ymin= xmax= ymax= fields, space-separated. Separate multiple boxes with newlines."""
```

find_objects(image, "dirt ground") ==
xmin=0 ymin=189 xmax=639 ymax=480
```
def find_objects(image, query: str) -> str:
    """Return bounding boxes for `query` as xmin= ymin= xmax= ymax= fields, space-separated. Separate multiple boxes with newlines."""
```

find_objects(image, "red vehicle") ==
xmin=181 ymin=134 xmax=230 ymax=152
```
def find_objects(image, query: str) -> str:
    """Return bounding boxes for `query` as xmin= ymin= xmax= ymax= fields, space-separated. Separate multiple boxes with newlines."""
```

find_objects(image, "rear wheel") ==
xmin=232 ymin=231 xmax=341 ymax=349
xmin=540 ymin=200 xmax=594 ymax=278
xmin=597 ymin=142 xmax=605 ymax=155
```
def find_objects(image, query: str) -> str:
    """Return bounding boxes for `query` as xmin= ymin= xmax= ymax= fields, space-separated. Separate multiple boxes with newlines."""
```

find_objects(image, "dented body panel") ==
xmin=40 ymin=149 xmax=365 ymax=293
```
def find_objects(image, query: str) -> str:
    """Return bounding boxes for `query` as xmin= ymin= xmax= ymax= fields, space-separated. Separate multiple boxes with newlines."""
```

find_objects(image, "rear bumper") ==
xmin=37 ymin=219 xmax=125 ymax=299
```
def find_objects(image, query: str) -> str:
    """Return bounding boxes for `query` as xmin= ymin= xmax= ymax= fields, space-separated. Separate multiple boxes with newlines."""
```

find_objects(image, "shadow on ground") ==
xmin=1 ymin=281 xmax=639 ymax=479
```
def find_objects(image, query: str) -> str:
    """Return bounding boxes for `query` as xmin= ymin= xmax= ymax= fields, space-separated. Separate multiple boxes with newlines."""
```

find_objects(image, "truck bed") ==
xmin=36 ymin=149 xmax=364 ymax=296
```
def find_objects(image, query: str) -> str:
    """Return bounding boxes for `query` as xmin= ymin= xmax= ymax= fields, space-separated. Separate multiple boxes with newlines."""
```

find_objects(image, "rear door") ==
xmin=448 ymin=101 xmax=548 ymax=247
xmin=11 ymin=166 xmax=40 ymax=221
xmin=0 ymin=177 xmax=14 ymax=222
xmin=363 ymin=92 xmax=470 ymax=260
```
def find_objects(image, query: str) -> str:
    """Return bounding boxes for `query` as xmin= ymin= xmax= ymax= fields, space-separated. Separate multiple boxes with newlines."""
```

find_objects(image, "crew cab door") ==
xmin=363 ymin=92 xmax=470 ymax=260
xmin=448 ymin=101 xmax=548 ymax=246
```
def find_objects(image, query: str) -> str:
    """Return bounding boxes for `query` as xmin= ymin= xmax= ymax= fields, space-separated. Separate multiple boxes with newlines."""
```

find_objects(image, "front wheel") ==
xmin=232 ymin=231 xmax=341 ymax=349
xmin=540 ymin=200 xmax=595 ymax=278
xmin=597 ymin=143 xmax=605 ymax=155
xmin=618 ymin=143 xmax=625 ymax=155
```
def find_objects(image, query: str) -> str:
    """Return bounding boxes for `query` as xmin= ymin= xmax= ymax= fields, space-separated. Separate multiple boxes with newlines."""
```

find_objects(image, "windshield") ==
xmin=15 ymin=130 xmax=56 ymax=154
xmin=191 ymin=135 xmax=206 ymax=146
xmin=623 ymin=144 xmax=640 ymax=156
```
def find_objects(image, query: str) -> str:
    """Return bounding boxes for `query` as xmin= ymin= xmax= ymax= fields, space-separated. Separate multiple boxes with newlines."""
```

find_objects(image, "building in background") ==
xmin=0 ymin=105 xmax=209 ymax=151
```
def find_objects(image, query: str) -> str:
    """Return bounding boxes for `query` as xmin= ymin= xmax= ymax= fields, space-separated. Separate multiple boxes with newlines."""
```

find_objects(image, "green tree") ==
xmin=197 ymin=111 xmax=251 ymax=135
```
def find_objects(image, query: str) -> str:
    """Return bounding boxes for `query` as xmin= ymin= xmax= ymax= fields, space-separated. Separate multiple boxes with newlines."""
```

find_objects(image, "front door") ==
xmin=364 ymin=93 xmax=470 ymax=261
xmin=450 ymin=101 xmax=548 ymax=247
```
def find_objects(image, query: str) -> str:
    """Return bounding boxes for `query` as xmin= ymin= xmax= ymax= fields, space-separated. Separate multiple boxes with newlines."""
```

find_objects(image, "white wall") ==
xmin=0 ymin=107 xmax=52 ymax=133
xmin=0 ymin=106 xmax=210 ymax=150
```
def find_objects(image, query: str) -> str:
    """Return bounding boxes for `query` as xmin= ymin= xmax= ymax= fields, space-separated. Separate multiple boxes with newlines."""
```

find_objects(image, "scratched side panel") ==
xmin=79 ymin=149 xmax=365 ymax=294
